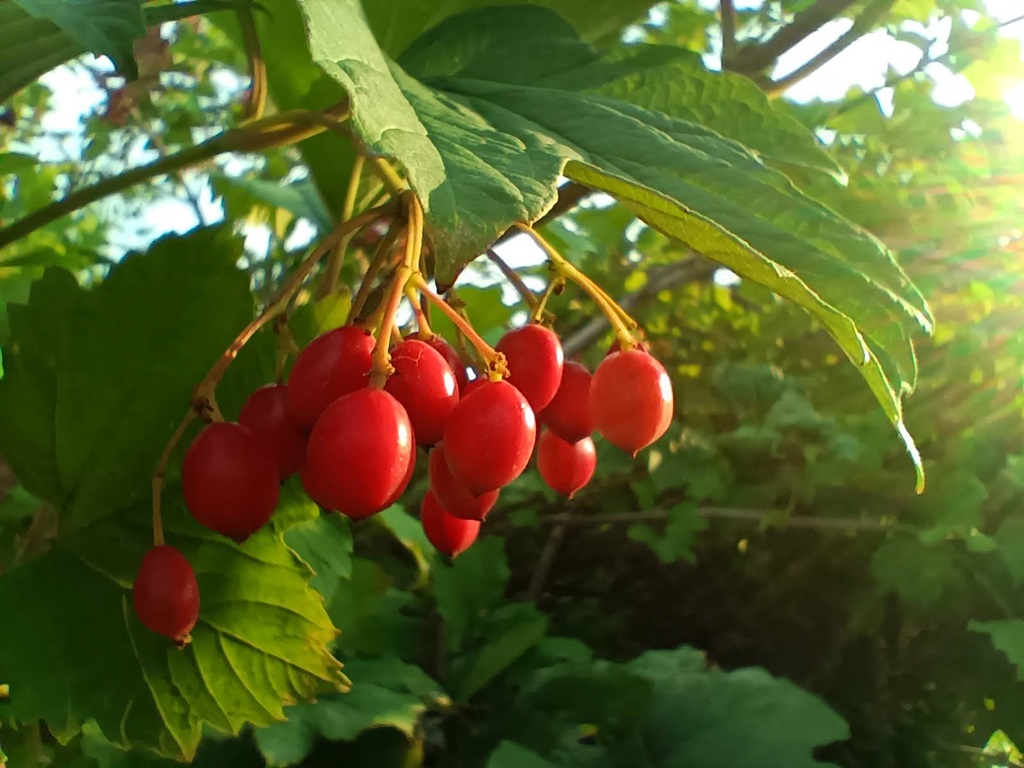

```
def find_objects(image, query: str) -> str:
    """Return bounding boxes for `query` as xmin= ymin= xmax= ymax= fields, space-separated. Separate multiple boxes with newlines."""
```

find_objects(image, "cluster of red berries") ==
xmin=132 ymin=322 xmax=674 ymax=646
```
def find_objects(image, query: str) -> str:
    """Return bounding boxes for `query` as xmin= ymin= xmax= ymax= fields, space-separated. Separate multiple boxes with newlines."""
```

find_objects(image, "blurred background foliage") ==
xmin=3 ymin=0 xmax=1024 ymax=766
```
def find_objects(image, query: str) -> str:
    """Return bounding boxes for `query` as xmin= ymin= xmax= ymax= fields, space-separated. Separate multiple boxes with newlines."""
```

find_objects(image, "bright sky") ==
xmin=25 ymin=0 xmax=1024 ymax=276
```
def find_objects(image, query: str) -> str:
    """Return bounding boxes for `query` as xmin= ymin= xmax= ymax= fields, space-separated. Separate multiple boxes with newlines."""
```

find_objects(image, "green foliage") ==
xmin=2 ymin=0 xmax=1024 ymax=766
xmin=0 ymin=494 xmax=344 ymax=761
xmin=13 ymin=0 xmax=145 ymax=77
xmin=0 ymin=228 xmax=254 ymax=532
xmin=254 ymin=658 xmax=445 ymax=766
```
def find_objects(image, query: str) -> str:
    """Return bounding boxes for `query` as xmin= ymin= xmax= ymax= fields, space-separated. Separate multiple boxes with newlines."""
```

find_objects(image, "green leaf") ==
xmin=870 ymin=537 xmax=967 ymax=609
xmin=297 ymin=3 xmax=929 ymax=483
xmin=289 ymin=291 xmax=354 ymax=349
xmin=0 ymin=227 xmax=255 ymax=533
xmin=0 ymin=0 xmax=231 ymax=101
xmin=0 ymin=493 xmax=346 ymax=761
xmin=213 ymin=175 xmax=334 ymax=231
xmin=916 ymin=472 xmax=988 ymax=545
xmin=329 ymin=558 xmax=423 ymax=659
xmin=285 ymin=514 xmax=354 ymax=606
xmin=590 ymin=48 xmax=842 ymax=176
xmin=0 ymin=152 xmax=36 ymax=175
xmin=432 ymin=536 xmax=510 ymax=651
xmin=453 ymin=608 xmax=549 ymax=702
xmin=363 ymin=0 xmax=654 ymax=58
xmin=627 ymin=503 xmax=707 ymax=564
xmin=254 ymin=658 xmax=445 ymax=767
xmin=970 ymin=621 xmax=1024 ymax=681
xmin=487 ymin=741 xmax=560 ymax=768
xmin=626 ymin=647 xmax=849 ymax=767
xmin=12 ymin=0 xmax=145 ymax=77
xmin=995 ymin=518 xmax=1024 ymax=586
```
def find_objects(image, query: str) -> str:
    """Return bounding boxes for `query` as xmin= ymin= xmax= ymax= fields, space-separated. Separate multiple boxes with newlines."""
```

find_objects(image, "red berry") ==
xmin=133 ymin=546 xmax=200 ymax=646
xmin=287 ymin=326 xmax=374 ymax=430
xmin=382 ymin=444 xmax=417 ymax=509
xmin=420 ymin=490 xmax=480 ymax=558
xmin=182 ymin=422 xmax=280 ymax=542
xmin=239 ymin=383 xmax=307 ymax=479
xmin=416 ymin=334 xmax=469 ymax=394
xmin=495 ymin=324 xmax=564 ymax=411
xmin=443 ymin=380 xmax=536 ymax=494
xmin=462 ymin=376 xmax=486 ymax=397
xmin=301 ymin=389 xmax=414 ymax=519
xmin=537 ymin=431 xmax=596 ymax=498
xmin=607 ymin=337 xmax=651 ymax=356
xmin=428 ymin=443 xmax=498 ymax=521
xmin=590 ymin=350 xmax=673 ymax=455
xmin=385 ymin=339 xmax=460 ymax=446
xmin=539 ymin=361 xmax=594 ymax=443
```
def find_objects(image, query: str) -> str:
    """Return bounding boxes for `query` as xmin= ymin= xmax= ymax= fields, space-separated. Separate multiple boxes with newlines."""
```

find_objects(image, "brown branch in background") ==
xmin=561 ymin=259 xmax=714 ymax=357
xmin=537 ymin=506 xmax=918 ymax=534
xmin=763 ymin=0 xmax=898 ymax=95
xmin=719 ymin=0 xmax=739 ymax=70
xmin=528 ymin=523 xmax=568 ymax=601
xmin=732 ymin=0 xmax=858 ymax=73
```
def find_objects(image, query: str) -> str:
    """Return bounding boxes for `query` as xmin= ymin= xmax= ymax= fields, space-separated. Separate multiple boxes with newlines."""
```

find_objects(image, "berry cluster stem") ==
xmin=348 ymin=225 xmax=402 ymax=323
xmin=407 ymin=286 xmax=434 ymax=337
xmin=411 ymin=275 xmax=507 ymax=380
xmin=150 ymin=200 xmax=396 ymax=547
xmin=151 ymin=410 xmax=197 ymax=546
xmin=514 ymin=223 xmax=638 ymax=348
xmin=317 ymin=153 xmax=366 ymax=299
xmin=369 ymin=194 xmax=423 ymax=389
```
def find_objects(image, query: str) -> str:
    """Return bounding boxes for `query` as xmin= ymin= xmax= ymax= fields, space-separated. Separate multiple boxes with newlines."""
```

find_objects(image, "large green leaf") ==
xmin=486 ymin=741 xmax=560 ymax=768
xmin=0 ymin=493 xmax=345 ymax=761
xmin=970 ymin=621 xmax=1024 ymax=681
xmin=626 ymin=648 xmax=849 ymax=767
xmin=0 ymin=227 xmax=255 ymax=533
xmin=361 ymin=0 xmax=655 ymax=57
xmin=296 ymin=3 xmax=929 ymax=483
xmin=590 ymin=48 xmax=841 ymax=175
xmin=0 ymin=0 xmax=231 ymax=101
xmin=254 ymin=657 xmax=444 ymax=767
xmin=13 ymin=0 xmax=145 ymax=77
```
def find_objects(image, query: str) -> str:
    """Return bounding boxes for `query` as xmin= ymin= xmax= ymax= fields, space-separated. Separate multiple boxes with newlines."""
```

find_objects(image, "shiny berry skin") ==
xmin=428 ymin=443 xmax=498 ymax=521
xmin=132 ymin=546 xmax=200 ymax=646
xmin=382 ymin=439 xmax=417 ymax=509
xmin=287 ymin=326 xmax=374 ymax=430
xmin=495 ymin=324 xmax=564 ymax=412
xmin=420 ymin=490 xmax=480 ymax=558
xmin=537 ymin=431 xmax=596 ymax=498
xmin=420 ymin=334 xmax=469 ymax=394
xmin=385 ymin=339 xmax=460 ymax=447
xmin=443 ymin=380 xmax=537 ymax=495
xmin=301 ymin=389 xmax=414 ymax=519
xmin=182 ymin=422 xmax=280 ymax=542
xmin=539 ymin=361 xmax=594 ymax=444
xmin=462 ymin=376 xmax=486 ymax=397
xmin=590 ymin=350 xmax=674 ymax=455
xmin=239 ymin=383 xmax=307 ymax=479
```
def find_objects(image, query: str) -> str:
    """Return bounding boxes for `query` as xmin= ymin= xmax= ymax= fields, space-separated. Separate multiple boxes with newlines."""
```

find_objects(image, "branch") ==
xmin=538 ymin=506 xmax=919 ymax=534
xmin=561 ymin=259 xmax=714 ymax=357
xmin=733 ymin=0 xmax=858 ymax=73
xmin=0 ymin=106 xmax=348 ymax=250
xmin=764 ymin=0 xmax=897 ymax=95
xmin=720 ymin=0 xmax=739 ymax=70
